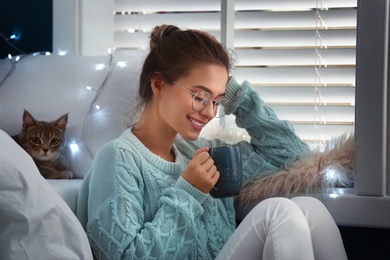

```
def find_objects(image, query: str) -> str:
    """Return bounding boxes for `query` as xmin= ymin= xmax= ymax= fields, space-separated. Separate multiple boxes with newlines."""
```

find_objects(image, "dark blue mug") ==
xmin=209 ymin=145 xmax=243 ymax=198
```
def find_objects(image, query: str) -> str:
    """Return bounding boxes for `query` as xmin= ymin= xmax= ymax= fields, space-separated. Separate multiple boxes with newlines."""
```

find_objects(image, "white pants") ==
xmin=217 ymin=197 xmax=347 ymax=260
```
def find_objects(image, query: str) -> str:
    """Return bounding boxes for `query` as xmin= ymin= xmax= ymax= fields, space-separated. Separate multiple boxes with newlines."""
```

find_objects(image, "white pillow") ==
xmin=0 ymin=130 xmax=93 ymax=260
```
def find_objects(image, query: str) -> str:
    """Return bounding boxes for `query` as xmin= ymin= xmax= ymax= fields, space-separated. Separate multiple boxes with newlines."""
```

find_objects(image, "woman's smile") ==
xmin=188 ymin=116 xmax=207 ymax=131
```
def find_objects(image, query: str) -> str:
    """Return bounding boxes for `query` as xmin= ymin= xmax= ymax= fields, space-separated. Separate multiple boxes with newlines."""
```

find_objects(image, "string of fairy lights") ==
xmin=68 ymin=53 xmax=114 ymax=159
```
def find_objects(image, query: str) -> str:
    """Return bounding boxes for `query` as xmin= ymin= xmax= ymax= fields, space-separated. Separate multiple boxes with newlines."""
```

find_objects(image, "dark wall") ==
xmin=0 ymin=0 xmax=52 ymax=58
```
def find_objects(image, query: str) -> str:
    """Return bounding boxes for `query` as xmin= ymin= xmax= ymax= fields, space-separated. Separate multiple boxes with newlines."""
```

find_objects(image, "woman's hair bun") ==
xmin=150 ymin=24 xmax=181 ymax=50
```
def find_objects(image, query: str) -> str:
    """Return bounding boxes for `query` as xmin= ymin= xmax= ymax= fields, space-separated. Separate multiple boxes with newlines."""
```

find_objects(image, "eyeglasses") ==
xmin=173 ymin=81 xmax=228 ymax=118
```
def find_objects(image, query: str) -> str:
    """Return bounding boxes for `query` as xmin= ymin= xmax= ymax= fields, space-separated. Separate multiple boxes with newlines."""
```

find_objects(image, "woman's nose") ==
xmin=199 ymin=101 xmax=216 ymax=119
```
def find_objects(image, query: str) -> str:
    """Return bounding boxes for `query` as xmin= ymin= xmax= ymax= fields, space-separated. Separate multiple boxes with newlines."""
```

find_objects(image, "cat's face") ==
xmin=22 ymin=127 xmax=64 ymax=161
xmin=19 ymin=110 xmax=68 ymax=161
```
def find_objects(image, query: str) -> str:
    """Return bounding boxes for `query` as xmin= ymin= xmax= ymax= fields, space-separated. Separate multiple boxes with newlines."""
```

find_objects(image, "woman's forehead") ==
xmin=182 ymin=64 xmax=228 ymax=87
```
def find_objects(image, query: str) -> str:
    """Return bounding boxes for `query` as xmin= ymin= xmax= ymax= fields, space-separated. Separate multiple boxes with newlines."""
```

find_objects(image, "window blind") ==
xmin=113 ymin=0 xmax=357 ymax=149
xmin=114 ymin=0 xmax=222 ymax=54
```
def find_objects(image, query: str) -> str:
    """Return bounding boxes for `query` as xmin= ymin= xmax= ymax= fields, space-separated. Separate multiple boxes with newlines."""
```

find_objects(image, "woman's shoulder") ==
xmin=87 ymin=130 xmax=146 ymax=186
xmin=94 ymin=129 xmax=142 ymax=162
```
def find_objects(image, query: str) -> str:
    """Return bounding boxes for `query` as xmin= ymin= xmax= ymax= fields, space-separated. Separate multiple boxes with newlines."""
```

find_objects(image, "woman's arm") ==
xmin=81 ymin=141 xmax=208 ymax=260
xmin=200 ymin=77 xmax=311 ymax=185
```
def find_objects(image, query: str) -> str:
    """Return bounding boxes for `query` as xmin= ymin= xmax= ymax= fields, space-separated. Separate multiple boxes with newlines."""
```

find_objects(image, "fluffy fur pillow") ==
xmin=237 ymin=134 xmax=355 ymax=204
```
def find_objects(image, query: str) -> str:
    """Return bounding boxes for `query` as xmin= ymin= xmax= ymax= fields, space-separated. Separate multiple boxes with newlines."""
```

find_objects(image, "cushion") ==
xmin=0 ymin=53 xmax=146 ymax=178
xmin=0 ymin=130 xmax=93 ymax=259
xmin=46 ymin=179 xmax=83 ymax=214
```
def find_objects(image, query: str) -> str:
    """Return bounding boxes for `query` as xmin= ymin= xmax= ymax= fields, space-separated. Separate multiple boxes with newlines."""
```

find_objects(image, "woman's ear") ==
xmin=151 ymin=73 xmax=165 ymax=94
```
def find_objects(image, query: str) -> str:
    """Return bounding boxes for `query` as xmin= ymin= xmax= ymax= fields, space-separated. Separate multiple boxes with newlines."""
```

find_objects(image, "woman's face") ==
xmin=157 ymin=64 xmax=229 ymax=141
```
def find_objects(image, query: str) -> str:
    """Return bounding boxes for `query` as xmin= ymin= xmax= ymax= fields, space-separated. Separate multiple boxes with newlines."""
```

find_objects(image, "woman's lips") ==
xmin=188 ymin=116 xmax=206 ymax=131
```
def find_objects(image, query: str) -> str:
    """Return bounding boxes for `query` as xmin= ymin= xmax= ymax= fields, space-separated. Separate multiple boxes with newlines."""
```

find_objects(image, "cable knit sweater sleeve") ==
xmin=77 ymin=138 xmax=209 ymax=259
xmin=197 ymin=77 xmax=311 ymax=185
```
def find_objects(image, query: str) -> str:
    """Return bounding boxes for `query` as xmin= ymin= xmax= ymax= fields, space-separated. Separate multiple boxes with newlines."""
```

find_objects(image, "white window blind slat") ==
xmin=234 ymin=67 xmax=355 ymax=85
xmin=236 ymin=49 xmax=356 ymax=66
xmin=293 ymin=124 xmax=354 ymax=143
xmin=115 ymin=13 xmax=221 ymax=32
xmin=234 ymin=0 xmax=357 ymax=10
xmin=234 ymin=30 xmax=356 ymax=48
xmin=235 ymin=9 xmax=356 ymax=30
xmin=114 ymin=31 xmax=221 ymax=50
xmin=271 ymin=105 xmax=355 ymax=122
xmin=257 ymin=86 xmax=355 ymax=104
xmin=115 ymin=0 xmax=221 ymax=12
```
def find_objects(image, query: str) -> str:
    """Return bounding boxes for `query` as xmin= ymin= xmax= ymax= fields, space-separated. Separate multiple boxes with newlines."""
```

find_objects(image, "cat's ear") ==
xmin=54 ymin=113 xmax=68 ymax=131
xmin=22 ymin=109 xmax=36 ymax=132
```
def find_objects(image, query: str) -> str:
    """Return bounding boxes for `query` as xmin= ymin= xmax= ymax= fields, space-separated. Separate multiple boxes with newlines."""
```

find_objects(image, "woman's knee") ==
xmin=248 ymin=197 xmax=304 ymax=221
xmin=291 ymin=196 xmax=328 ymax=215
xmin=291 ymin=196 xmax=322 ymax=205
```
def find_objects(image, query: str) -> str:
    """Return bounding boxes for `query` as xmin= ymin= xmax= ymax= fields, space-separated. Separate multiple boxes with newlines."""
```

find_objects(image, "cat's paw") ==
xmin=57 ymin=170 xmax=73 ymax=179
xmin=42 ymin=169 xmax=74 ymax=179
xmin=63 ymin=170 xmax=74 ymax=179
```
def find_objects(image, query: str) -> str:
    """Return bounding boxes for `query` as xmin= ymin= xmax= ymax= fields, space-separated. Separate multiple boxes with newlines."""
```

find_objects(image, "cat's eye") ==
xmin=31 ymin=137 xmax=41 ymax=145
xmin=50 ymin=138 xmax=60 ymax=146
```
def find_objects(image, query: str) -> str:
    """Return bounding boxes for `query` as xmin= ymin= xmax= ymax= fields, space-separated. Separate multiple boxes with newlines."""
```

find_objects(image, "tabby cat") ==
xmin=12 ymin=109 xmax=73 ymax=179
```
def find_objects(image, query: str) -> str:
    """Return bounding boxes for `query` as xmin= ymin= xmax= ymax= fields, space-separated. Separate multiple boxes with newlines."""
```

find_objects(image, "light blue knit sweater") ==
xmin=76 ymin=77 xmax=310 ymax=259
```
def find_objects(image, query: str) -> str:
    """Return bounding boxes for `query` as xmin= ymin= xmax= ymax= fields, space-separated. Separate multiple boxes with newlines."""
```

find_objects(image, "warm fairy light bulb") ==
xmin=95 ymin=64 xmax=105 ymax=70
xmin=117 ymin=61 xmax=127 ymax=68
xmin=329 ymin=193 xmax=338 ymax=199
xmin=8 ymin=54 xmax=12 ymax=59
xmin=45 ymin=52 xmax=51 ymax=55
xmin=95 ymin=105 xmax=100 ymax=110
xmin=9 ymin=33 xmax=20 ymax=40
xmin=86 ymin=86 xmax=92 ymax=90
xmin=15 ymin=56 xmax=20 ymax=62
xmin=70 ymin=143 xmax=79 ymax=153
xmin=325 ymin=168 xmax=337 ymax=182
xmin=58 ymin=50 xmax=67 ymax=56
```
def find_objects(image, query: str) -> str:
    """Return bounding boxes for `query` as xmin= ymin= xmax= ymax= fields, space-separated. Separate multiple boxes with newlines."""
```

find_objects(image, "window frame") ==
xmin=322 ymin=0 xmax=390 ymax=228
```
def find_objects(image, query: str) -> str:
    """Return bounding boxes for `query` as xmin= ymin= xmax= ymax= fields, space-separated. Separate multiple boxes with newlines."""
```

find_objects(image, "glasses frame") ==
xmin=173 ymin=81 xmax=227 ymax=117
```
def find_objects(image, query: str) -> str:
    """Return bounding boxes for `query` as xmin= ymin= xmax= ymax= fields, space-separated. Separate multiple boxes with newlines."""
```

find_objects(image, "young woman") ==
xmin=76 ymin=24 xmax=347 ymax=260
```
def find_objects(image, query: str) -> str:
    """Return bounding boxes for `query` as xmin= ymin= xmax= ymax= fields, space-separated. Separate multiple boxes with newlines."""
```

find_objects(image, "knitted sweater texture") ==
xmin=76 ymin=77 xmax=310 ymax=259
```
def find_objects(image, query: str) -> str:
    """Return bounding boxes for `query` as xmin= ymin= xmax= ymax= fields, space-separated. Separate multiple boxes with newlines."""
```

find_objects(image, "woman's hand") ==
xmin=182 ymin=147 xmax=220 ymax=194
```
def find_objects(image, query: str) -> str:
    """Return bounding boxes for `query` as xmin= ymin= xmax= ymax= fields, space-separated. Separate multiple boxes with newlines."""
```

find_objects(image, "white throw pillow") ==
xmin=0 ymin=130 xmax=93 ymax=260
